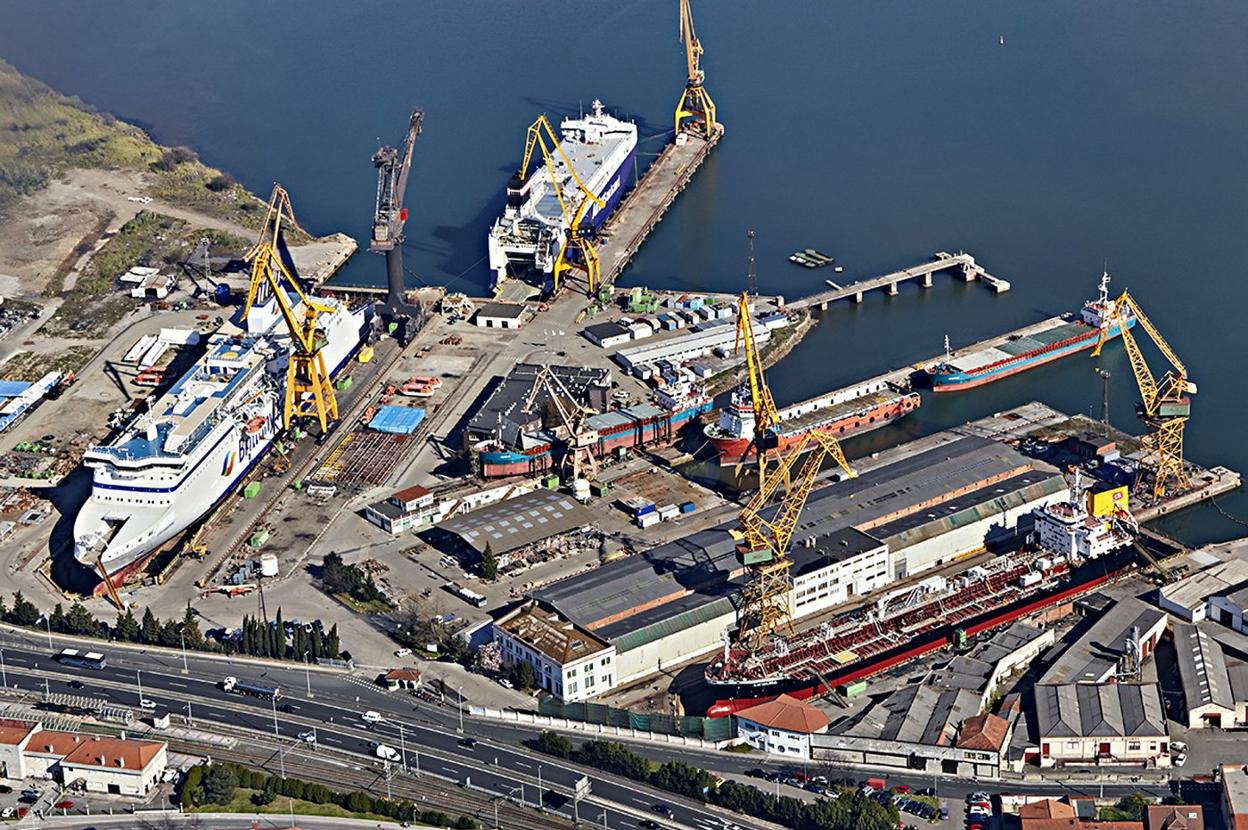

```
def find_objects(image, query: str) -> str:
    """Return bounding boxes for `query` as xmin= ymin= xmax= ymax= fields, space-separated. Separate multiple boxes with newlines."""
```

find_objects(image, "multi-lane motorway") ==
xmin=0 ymin=626 xmax=1172 ymax=830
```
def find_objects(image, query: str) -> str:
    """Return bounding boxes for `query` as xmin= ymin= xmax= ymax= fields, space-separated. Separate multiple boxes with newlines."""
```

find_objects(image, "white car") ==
xmin=497 ymin=677 xmax=514 ymax=689
xmin=394 ymin=648 xmax=413 ymax=658
xmin=1174 ymin=753 xmax=1188 ymax=767
xmin=2 ymin=808 xmax=15 ymax=818
xmin=139 ymin=699 xmax=157 ymax=711
xmin=361 ymin=710 xmax=384 ymax=724
xmin=1171 ymin=741 xmax=1188 ymax=753
xmin=298 ymin=731 xmax=317 ymax=744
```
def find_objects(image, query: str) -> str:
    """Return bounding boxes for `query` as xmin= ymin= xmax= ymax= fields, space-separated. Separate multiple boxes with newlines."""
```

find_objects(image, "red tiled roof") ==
xmin=956 ymin=713 xmax=1009 ymax=751
xmin=60 ymin=735 xmax=164 ymax=771
xmin=385 ymin=669 xmax=421 ymax=681
xmin=735 ymin=694 xmax=830 ymax=734
xmin=1022 ymin=801 xmax=1077 ymax=820
xmin=0 ymin=719 xmax=38 ymax=747
xmin=1146 ymin=805 xmax=1205 ymax=830
xmin=25 ymin=730 xmax=90 ymax=757
xmin=393 ymin=485 xmax=431 ymax=502
xmin=1020 ymin=801 xmax=1142 ymax=830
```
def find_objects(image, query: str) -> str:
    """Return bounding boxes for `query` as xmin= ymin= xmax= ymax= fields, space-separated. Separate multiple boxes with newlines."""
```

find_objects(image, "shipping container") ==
xmin=249 ymin=529 xmax=270 ymax=548
xmin=679 ymin=501 xmax=697 ymax=514
xmin=658 ymin=504 xmax=680 ymax=521
xmin=636 ymin=512 xmax=661 ymax=529
xmin=839 ymin=679 xmax=869 ymax=698
xmin=242 ymin=482 xmax=261 ymax=499
xmin=543 ymin=475 xmax=560 ymax=489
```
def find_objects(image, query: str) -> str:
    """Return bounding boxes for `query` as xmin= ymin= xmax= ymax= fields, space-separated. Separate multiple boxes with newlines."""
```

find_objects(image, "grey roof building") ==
xmin=1172 ymin=622 xmax=1248 ymax=729
xmin=1035 ymin=683 xmax=1167 ymax=739
xmin=1038 ymin=597 xmax=1168 ymax=685
xmin=434 ymin=490 xmax=594 ymax=557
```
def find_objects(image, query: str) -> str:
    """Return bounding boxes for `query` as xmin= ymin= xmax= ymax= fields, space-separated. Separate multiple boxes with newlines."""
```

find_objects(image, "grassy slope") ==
xmin=0 ymin=57 xmax=297 ymax=233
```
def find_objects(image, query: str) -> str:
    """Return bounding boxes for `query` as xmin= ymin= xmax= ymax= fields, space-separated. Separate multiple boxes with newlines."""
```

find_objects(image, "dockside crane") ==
xmin=1092 ymin=288 xmax=1195 ymax=500
xmin=675 ymin=0 xmax=718 ymax=137
xmin=371 ymin=109 xmax=426 ymax=344
xmin=243 ymin=184 xmax=339 ymax=432
xmin=736 ymin=428 xmax=856 ymax=650
xmin=522 ymin=365 xmax=600 ymax=482
xmin=518 ymin=115 xmax=605 ymax=294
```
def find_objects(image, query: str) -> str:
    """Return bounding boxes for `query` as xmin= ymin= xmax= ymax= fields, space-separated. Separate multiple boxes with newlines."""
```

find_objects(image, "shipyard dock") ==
xmin=790 ymin=251 xmax=1008 ymax=312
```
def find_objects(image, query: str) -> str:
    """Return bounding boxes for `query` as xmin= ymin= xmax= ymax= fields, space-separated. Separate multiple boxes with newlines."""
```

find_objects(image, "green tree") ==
xmin=201 ymin=764 xmax=238 ymax=805
xmin=157 ymin=618 xmax=182 ymax=648
xmin=8 ymin=591 xmax=39 ymax=626
xmin=510 ymin=660 xmax=536 ymax=690
xmin=345 ymin=790 xmax=373 ymax=814
xmin=251 ymin=789 xmax=276 ymax=806
xmin=140 ymin=607 xmax=160 ymax=644
xmin=48 ymin=603 xmax=66 ymax=633
xmin=479 ymin=542 xmax=498 ymax=580
xmin=114 ymin=608 xmax=140 ymax=641
xmin=1116 ymin=794 xmax=1154 ymax=820
xmin=325 ymin=623 xmax=341 ymax=658
xmin=530 ymin=730 xmax=572 ymax=758
xmin=181 ymin=602 xmax=204 ymax=648
xmin=180 ymin=764 xmax=204 ymax=807
xmin=64 ymin=603 xmax=98 ymax=636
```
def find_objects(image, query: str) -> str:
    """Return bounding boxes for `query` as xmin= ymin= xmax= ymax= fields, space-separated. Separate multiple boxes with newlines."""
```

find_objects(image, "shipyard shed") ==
xmin=431 ymin=489 xmax=594 ymax=561
xmin=474 ymin=301 xmax=528 ymax=329
xmin=1037 ymin=597 xmax=1167 ymax=685
xmin=582 ymin=322 xmax=631 ymax=348
xmin=465 ymin=363 xmax=611 ymax=448
xmin=1172 ymin=622 xmax=1248 ymax=729
xmin=531 ymin=435 xmax=1062 ymax=689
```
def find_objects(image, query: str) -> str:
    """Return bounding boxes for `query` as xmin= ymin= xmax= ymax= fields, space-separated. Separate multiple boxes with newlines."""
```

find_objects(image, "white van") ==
xmin=361 ymin=710 xmax=384 ymax=724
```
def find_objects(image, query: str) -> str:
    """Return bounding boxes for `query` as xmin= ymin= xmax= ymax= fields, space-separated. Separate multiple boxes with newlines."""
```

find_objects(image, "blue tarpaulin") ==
xmin=0 ymin=381 xmax=32 ymax=399
xmin=369 ymin=405 xmax=425 ymax=435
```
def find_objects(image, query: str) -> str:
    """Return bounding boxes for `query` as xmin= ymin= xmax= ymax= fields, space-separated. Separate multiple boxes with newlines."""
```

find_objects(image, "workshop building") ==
xmin=365 ymin=484 xmax=437 ymax=535
xmin=1034 ymin=683 xmax=1169 ymax=768
xmin=788 ymin=528 xmax=891 ymax=619
xmin=492 ymin=601 xmax=616 ymax=703
xmin=735 ymin=694 xmax=831 ymax=756
xmin=1172 ymin=623 xmax=1248 ymax=729
xmin=473 ymin=302 xmax=528 ymax=330
xmin=582 ymin=322 xmax=631 ymax=349
xmin=0 ymin=721 xmax=166 ymax=795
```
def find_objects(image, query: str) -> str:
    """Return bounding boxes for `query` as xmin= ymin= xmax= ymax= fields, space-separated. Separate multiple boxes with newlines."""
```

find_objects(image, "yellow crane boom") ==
xmin=519 ymin=115 xmax=605 ymax=293
xmin=242 ymin=184 xmax=298 ymax=316
xmin=737 ymin=428 xmax=855 ymax=650
xmin=1092 ymin=289 xmax=1195 ymax=499
xmin=675 ymin=0 xmax=718 ymax=137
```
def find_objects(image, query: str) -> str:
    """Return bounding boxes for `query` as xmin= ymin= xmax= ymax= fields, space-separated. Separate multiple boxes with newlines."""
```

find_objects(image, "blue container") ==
xmin=680 ymin=501 xmax=697 ymax=514
xmin=214 ymin=283 xmax=233 ymax=304
xmin=635 ymin=502 xmax=656 ymax=516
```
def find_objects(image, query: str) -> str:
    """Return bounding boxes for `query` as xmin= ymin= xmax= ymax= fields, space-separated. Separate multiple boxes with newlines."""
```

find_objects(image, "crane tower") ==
xmin=371 ymin=109 xmax=426 ymax=344
xmin=675 ymin=0 xmax=718 ymax=137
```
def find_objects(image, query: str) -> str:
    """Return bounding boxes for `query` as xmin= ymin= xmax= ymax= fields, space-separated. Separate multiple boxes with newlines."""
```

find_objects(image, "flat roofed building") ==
xmin=1159 ymin=559 xmax=1248 ymax=623
xmin=465 ymin=363 xmax=610 ymax=449
xmin=1172 ymin=623 xmax=1248 ymax=729
xmin=582 ymin=322 xmax=631 ymax=349
xmin=1223 ymin=765 xmax=1248 ymax=830
xmin=473 ymin=301 xmax=527 ymax=329
xmin=1034 ymin=683 xmax=1169 ymax=768
xmin=493 ymin=601 xmax=616 ymax=702
xmin=365 ymin=484 xmax=438 ymax=535
xmin=735 ymin=694 xmax=830 ymax=756
xmin=1038 ymin=598 xmax=1167 ymax=685
xmin=788 ymin=527 xmax=890 ymax=619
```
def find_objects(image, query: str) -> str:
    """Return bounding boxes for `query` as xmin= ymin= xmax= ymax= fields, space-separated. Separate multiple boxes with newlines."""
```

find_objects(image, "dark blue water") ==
xmin=4 ymin=1 xmax=1246 ymax=543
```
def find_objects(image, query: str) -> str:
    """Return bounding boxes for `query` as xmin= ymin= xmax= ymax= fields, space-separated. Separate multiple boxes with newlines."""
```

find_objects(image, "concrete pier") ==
xmin=790 ymin=251 xmax=1009 ymax=312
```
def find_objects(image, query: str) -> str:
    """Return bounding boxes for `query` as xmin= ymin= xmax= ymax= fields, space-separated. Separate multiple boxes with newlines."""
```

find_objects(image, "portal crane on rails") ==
xmin=518 ymin=115 xmax=605 ymax=294
xmin=736 ymin=428 xmax=855 ymax=650
xmin=1093 ymin=287 xmax=1195 ymax=500
xmin=522 ymin=364 xmax=600 ymax=482
xmin=243 ymin=185 xmax=339 ymax=432
xmin=675 ymin=0 xmax=718 ymax=137
xmin=371 ymin=109 xmax=426 ymax=344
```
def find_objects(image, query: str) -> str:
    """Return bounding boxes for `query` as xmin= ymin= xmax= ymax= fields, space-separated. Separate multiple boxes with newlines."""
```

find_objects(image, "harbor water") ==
xmin=2 ymin=1 xmax=1246 ymax=544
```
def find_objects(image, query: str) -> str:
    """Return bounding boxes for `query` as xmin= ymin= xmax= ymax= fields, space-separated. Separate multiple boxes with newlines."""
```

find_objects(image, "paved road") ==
xmin=33 ymin=814 xmax=407 ymax=829
xmin=0 ymin=630 xmax=1176 ymax=830
xmin=0 ymin=633 xmax=759 ymax=830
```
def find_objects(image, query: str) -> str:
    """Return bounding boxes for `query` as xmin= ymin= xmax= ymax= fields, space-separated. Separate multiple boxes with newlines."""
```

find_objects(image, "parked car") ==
xmin=940 ymin=807 xmax=950 ymax=820
xmin=640 ymin=822 xmax=660 ymax=830
xmin=54 ymin=800 xmax=74 ymax=810
xmin=1174 ymin=753 xmax=1188 ymax=767
xmin=497 ymin=677 xmax=515 ymax=689
xmin=394 ymin=648 xmax=412 ymax=658
xmin=745 ymin=768 xmax=768 ymax=779
xmin=969 ymin=823 xmax=985 ymax=830
xmin=894 ymin=784 xmax=911 ymax=794
xmin=1 ymin=809 xmax=14 ymax=819
xmin=969 ymin=792 xmax=991 ymax=804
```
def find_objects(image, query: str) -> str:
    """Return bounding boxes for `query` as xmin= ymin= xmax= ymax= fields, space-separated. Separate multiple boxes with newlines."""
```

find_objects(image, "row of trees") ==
xmin=528 ymin=733 xmax=900 ymax=830
xmin=1 ymin=591 xmax=342 ymax=662
xmin=180 ymin=762 xmax=479 ymax=828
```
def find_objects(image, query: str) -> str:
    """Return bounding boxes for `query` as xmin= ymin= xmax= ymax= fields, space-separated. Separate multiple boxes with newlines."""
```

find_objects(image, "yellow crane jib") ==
xmin=243 ymin=184 xmax=298 ymax=318
xmin=520 ymin=115 xmax=606 ymax=293
xmin=736 ymin=429 xmax=855 ymax=650
xmin=1093 ymin=289 xmax=1194 ymax=500
xmin=732 ymin=292 xmax=783 ymax=485
xmin=675 ymin=0 xmax=718 ymax=137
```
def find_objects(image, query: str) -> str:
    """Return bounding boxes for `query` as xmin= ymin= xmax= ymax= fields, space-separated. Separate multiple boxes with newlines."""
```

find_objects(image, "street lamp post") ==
xmin=185 ymin=701 xmax=193 ymax=727
xmin=179 ymin=630 xmax=188 ymax=674
xmin=270 ymin=694 xmax=280 ymax=738
xmin=303 ymin=652 xmax=313 ymax=698
xmin=135 ymin=669 xmax=144 ymax=706
xmin=458 ymin=685 xmax=465 ymax=732
xmin=600 ymin=808 xmax=608 ymax=829
xmin=399 ymin=723 xmax=407 ymax=772
xmin=44 ymin=616 xmax=52 ymax=650
xmin=0 ymin=647 xmax=7 ymax=689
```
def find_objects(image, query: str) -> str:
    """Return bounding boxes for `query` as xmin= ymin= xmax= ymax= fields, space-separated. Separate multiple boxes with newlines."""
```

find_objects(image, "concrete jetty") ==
xmin=791 ymin=251 xmax=1008 ymax=312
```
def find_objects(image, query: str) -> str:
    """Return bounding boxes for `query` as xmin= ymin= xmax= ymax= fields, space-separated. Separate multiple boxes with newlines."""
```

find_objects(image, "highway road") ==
xmin=0 ymin=628 xmax=1174 ymax=830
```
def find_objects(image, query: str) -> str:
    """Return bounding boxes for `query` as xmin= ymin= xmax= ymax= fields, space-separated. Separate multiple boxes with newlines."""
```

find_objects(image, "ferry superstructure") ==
xmin=73 ymin=293 xmax=367 ymax=579
xmin=487 ymin=100 xmax=638 ymax=290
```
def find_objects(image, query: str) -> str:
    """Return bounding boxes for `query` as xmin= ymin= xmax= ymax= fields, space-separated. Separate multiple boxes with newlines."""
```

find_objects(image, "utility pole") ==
xmin=185 ymin=701 xmax=193 ymax=727
xmin=44 ymin=616 xmax=52 ymax=650
xmin=271 ymin=694 xmax=280 ymax=738
xmin=458 ymin=685 xmax=465 ymax=732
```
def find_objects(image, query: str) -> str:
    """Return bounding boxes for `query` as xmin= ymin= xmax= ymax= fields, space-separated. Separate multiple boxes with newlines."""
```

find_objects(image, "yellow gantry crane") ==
xmin=733 ymin=292 xmax=782 ymax=485
xmin=675 ymin=0 xmax=718 ymax=137
xmin=1093 ymin=289 xmax=1196 ymax=500
xmin=243 ymin=185 xmax=339 ymax=432
xmin=519 ymin=115 xmax=605 ymax=293
xmin=736 ymin=429 xmax=855 ymax=650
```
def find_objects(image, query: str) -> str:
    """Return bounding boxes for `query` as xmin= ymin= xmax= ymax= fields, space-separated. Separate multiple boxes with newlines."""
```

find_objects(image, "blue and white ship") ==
xmin=73 ymin=293 xmax=368 ymax=578
xmin=487 ymin=99 xmax=638 ymax=291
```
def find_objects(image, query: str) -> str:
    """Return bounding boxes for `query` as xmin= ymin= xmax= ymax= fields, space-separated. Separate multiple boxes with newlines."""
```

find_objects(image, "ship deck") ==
xmin=944 ymin=317 xmax=1088 ymax=373
xmin=773 ymin=390 xmax=909 ymax=438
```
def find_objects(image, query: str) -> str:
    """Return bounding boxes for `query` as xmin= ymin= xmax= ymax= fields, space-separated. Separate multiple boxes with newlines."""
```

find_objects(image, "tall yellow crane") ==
xmin=1092 ymin=289 xmax=1195 ymax=500
xmin=733 ymin=292 xmax=782 ymax=485
xmin=736 ymin=429 xmax=855 ymax=650
xmin=242 ymin=185 xmax=339 ymax=432
xmin=519 ymin=115 xmax=605 ymax=293
xmin=675 ymin=0 xmax=718 ymax=137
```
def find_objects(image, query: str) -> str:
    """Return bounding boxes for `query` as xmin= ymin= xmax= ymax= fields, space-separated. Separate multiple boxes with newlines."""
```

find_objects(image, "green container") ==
xmin=335 ymin=375 xmax=354 ymax=391
xmin=590 ymin=481 xmax=610 ymax=497
xmin=839 ymin=679 xmax=869 ymax=698
xmin=542 ymin=474 xmax=561 ymax=489
xmin=249 ymin=529 xmax=270 ymax=548
xmin=242 ymin=482 xmax=261 ymax=499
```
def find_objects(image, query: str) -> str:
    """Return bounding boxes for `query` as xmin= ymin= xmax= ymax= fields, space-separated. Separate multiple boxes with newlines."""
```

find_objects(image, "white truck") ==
xmin=372 ymin=742 xmax=400 ymax=762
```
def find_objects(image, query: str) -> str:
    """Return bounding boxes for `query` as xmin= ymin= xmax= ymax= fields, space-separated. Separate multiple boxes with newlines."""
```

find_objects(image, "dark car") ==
xmin=745 ymin=768 xmax=768 ymax=779
xmin=278 ymin=703 xmax=296 ymax=713
xmin=0 ymin=785 xmax=11 ymax=794
xmin=653 ymin=805 xmax=674 ymax=818
xmin=458 ymin=737 xmax=478 ymax=749
xmin=640 ymin=822 xmax=661 ymax=830
xmin=804 ymin=783 xmax=824 ymax=794
xmin=68 ymin=680 xmax=84 ymax=689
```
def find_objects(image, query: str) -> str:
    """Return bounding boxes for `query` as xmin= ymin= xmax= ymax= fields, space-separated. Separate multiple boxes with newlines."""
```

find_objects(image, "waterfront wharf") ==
xmin=589 ymin=127 xmax=723 ymax=290
xmin=790 ymin=251 xmax=1009 ymax=311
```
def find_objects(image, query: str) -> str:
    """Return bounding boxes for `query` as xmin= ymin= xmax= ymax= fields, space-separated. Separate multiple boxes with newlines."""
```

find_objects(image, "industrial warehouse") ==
xmin=519 ymin=434 xmax=1071 ymax=693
